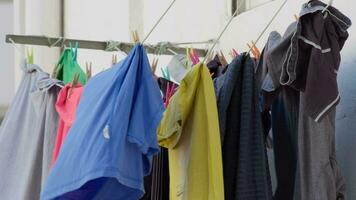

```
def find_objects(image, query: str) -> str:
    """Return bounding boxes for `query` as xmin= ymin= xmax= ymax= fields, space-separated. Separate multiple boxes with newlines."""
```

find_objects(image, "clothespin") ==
xmin=131 ymin=30 xmax=140 ymax=44
xmin=191 ymin=48 xmax=200 ymax=63
xmin=151 ymin=57 xmax=159 ymax=75
xmin=86 ymin=61 xmax=92 ymax=80
xmin=294 ymin=14 xmax=299 ymax=21
xmin=205 ymin=50 xmax=214 ymax=64
xmin=251 ymin=41 xmax=261 ymax=59
xmin=161 ymin=67 xmax=170 ymax=81
xmin=164 ymin=82 xmax=176 ymax=108
xmin=232 ymin=48 xmax=239 ymax=57
xmin=188 ymin=48 xmax=199 ymax=65
xmin=52 ymin=64 xmax=60 ymax=78
xmin=26 ymin=47 xmax=34 ymax=64
xmin=247 ymin=41 xmax=261 ymax=59
xmin=112 ymin=54 xmax=118 ymax=65
xmin=68 ymin=73 xmax=80 ymax=98
xmin=229 ymin=48 xmax=239 ymax=59
xmin=218 ymin=50 xmax=228 ymax=67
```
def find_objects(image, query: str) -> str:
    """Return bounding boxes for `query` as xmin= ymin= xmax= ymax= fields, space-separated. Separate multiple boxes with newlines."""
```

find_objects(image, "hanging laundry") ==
xmin=0 ymin=62 xmax=62 ymax=200
xmin=55 ymin=43 xmax=87 ymax=85
xmin=41 ymin=44 xmax=164 ymax=200
xmin=51 ymin=83 xmax=84 ymax=165
xmin=140 ymin=77 xmax=175 ymax=200
xmin=271 ymin=0 xmax=352 ymax=122
xmin=257 ymin=1 xmax=351 ymax=199
xmin=256 ymin=31 xmax=300 ymax=200
xmin=157 ymin=64 xmax=224 ymax=200
xmin=207 ymin=55 xmax=225 ymax=79
xmin=166 ymin=54 xmax=191 ymax=84
xmin=214 ymin=53 xmax=273 ymax=200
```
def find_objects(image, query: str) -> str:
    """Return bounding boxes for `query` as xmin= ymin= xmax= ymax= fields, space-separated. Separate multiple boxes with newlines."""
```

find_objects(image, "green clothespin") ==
xmin=161 ymin=66 xmax=170 ymax=81
xmin=26 ymin=47 xmax=34 ymax=64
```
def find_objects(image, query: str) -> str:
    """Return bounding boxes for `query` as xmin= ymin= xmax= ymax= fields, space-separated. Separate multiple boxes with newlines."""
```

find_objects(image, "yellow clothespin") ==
xmin=294 ymin=14 xmax=299 ymax=21
xmin=131 ymin=30 xmax=140 ymax=44
xmin=112 ymin=54 xmax=118 ymax=65
xmin=86 ymin=62 xmax=92 ymax=80
xmin=26 ymin=47 xmax=34 ymax=64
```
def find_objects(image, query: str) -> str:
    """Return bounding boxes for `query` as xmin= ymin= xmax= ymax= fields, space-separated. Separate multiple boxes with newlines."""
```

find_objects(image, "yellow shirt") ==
xmin=157 ymin=64 xmax=224 ymax=200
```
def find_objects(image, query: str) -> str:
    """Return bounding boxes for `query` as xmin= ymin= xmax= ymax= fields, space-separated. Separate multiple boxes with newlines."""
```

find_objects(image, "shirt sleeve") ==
xmin=126 ymin=75 xmax=165 ymax=156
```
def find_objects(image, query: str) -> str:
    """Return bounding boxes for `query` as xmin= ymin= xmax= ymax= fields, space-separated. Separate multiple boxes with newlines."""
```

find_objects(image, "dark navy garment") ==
xmin=41 ymin=45 xmax=165 ymax=200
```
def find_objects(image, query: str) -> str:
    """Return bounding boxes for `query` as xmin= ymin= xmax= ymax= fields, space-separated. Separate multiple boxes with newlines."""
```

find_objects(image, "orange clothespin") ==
xmin=247 ymin=43 xmax=256 ymax=58
xmin=86 ymin=61 xmax=92 ymax=80
xmin=251 ymin=41 xmax=261 ymax=59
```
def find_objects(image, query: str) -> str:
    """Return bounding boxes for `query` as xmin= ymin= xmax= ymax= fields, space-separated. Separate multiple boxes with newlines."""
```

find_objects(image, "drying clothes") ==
xmin=55 ymin=46 xmax=87 ymax=85
xmin=51 ymin=83 xmax=84 ymax=165
xmin=166 ymin=54 xmax=191 ymax=84
xmin=270 ymin=87 xmax=299 ymax=200
xmin=294 ymin=95 xmax=346 ymax=200
xmin=257 ymin=31 xmax=299 ymax=200
xmin=267 ymin=1 xmax=351 ymax=122
xmin=157 ymin=64 xmax=224 ymax=200
xmin=207 ymin=55 xmax=225 ymax=79
xmin=0 ymin=62 xmax=62 ymax=200
xmin=41 ymin=45 xmax=164 ymax=200
xmin=140 ymin=78 xmax=173 ymax=200
xmin=214 ymin=54 xmax=273 ymax=200
xmin=260 ymin=27 xmax=346 ymax=200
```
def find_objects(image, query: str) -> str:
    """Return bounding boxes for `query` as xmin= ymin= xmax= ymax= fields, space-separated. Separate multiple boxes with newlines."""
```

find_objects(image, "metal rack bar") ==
xmin=5 ymin=34 xmax=208 ymax=57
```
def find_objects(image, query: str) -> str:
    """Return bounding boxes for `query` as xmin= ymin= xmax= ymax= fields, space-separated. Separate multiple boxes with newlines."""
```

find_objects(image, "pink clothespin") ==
xmin=232 ymin=48 xmax=239 ymax=57
xmin=190 ymin=49 xmax=200 ymax=65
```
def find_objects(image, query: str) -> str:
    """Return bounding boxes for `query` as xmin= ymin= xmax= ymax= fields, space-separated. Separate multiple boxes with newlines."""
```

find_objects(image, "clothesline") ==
xmin=5 ymin=34 xmax=208 ymax=57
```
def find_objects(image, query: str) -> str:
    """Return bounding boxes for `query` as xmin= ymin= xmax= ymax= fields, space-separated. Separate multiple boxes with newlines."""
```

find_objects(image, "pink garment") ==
xmin=51 ymin=84 xmax=83 ymax=165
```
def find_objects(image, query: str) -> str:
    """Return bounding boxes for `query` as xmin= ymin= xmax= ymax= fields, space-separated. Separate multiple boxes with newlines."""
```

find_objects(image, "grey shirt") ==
xmin=0 ymin=62 xmax=62 ymax=200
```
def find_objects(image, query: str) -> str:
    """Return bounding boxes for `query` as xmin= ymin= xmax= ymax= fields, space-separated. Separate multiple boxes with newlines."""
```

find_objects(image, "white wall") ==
xmin=13 ymin=0 xmax=61 ymax=89
xmin=0 ymin=1 xmax=14 ymax=108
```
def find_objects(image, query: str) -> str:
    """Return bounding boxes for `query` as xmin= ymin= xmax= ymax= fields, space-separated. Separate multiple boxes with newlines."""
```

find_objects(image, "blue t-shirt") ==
xmin=41 ymin=45 xmax=165 ymax=200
